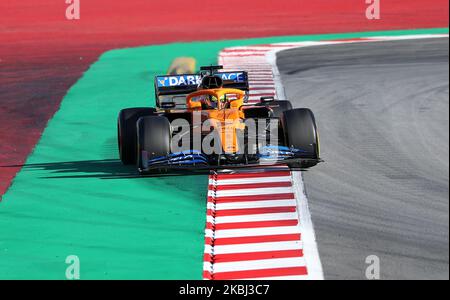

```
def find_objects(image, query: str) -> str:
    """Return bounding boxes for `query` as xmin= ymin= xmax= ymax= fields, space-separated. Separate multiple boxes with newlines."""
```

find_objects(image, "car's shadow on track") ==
xmin=1 ymin=159 xmax=210 ymax=179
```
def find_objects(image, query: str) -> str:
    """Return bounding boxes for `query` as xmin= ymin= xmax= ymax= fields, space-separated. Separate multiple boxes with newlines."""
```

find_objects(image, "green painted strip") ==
xmin=0 ymin=28 xmax=447 ymax=279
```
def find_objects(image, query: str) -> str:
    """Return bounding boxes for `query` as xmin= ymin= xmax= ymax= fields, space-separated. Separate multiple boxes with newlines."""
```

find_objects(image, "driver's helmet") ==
xmin=200 ymin=75 xmax=223 ymax=89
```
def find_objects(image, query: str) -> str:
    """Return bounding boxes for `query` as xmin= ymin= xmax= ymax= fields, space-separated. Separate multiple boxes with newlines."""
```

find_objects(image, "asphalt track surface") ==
xmin=278 ymin=38 xmax=449 ymax=279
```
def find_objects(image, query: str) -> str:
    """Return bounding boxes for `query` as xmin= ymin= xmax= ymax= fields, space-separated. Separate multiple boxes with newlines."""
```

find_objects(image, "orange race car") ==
xmin=117 ymin=66 xmax=321 ymax=173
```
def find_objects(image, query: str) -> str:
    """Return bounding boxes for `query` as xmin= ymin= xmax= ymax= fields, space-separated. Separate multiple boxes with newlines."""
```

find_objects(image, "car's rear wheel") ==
xmin=282 ymin=108 xmax=320 ymax=169
xmin=118 ymin=107 xmax=156 ymax=165
xmin=137 ymin=116 xmax=171 ymax=171
xmin=270 ymin=100 xmax=293 ymax=118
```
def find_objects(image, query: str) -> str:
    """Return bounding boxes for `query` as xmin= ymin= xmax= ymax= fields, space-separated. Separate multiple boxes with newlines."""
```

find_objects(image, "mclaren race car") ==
xmin=117 ymin=66 xmax=321 ymax=172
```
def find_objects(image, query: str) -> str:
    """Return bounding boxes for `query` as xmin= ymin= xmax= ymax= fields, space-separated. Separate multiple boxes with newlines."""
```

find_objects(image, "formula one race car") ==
xmin=117 ymin=66 xmax=320 ymax=173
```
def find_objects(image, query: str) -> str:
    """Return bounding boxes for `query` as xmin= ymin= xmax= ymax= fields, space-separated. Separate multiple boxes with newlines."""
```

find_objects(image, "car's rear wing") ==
xmin=154 ymin=72 xmax=249 ymax=107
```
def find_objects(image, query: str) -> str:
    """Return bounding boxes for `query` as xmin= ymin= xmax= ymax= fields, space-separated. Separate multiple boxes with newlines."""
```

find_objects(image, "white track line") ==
xmin=209 ymin=212 xmax=299 ymax=224
xmin=205 ymin=226 xmax=301 ymax=238
xmin=212 ymin=200 xmax=296 ymax=210
xmin=210 ymin=187 xmax=293 ymax=197
xmin=209 ymin=176 xmax=291 ymax=185
xmin=210 ymin=257 xmax=306 ymax=273
xmin=209 ymin=241 xmax=304 ymax=255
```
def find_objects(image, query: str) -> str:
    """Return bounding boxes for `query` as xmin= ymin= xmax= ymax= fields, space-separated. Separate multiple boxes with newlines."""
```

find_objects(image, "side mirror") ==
xmin=260 ymin=96 xmax=275 ymax=103
xmin=160 ymin=102 xmax=176 ymax=109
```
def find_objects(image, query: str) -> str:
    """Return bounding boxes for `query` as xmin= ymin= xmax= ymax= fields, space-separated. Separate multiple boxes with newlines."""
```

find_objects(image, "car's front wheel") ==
xmin=117 ymin=107 xmax=156 ymax=165
xmin=136 ymin=116 xmax=171 ymax=171
xmin=282 ymin=108 xmax=320 ymax=169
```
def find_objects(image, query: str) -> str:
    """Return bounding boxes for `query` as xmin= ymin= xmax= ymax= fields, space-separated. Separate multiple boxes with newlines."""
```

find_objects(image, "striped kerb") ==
xmin=203 ymin=167 xmax=310 ymax=280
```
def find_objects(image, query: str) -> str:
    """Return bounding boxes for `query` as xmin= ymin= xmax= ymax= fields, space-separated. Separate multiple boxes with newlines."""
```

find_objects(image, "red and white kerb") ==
xmin=203 ymin=168 xmax=311 ymax=280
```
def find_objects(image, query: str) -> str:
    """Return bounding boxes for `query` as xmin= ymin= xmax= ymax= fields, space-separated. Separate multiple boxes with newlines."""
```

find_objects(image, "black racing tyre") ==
xmin=270 ymin=100 xmax=293 ymax=118
xmin=136 ymin=116 xmax=171 ymax=170
xmin=117 ymin=107 xmax=156 ymax=165
xmin=282 ymin=108 xmax=320 ymax=169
